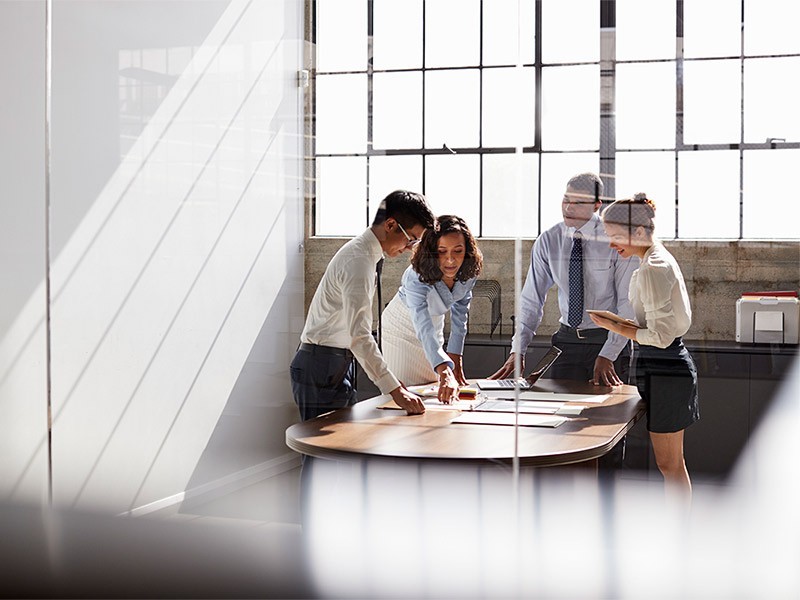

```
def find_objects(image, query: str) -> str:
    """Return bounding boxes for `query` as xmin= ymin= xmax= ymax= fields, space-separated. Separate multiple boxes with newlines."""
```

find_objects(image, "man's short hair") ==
xmin=566 ymin=172 xmax=604 ymax=203
xmin=372 ymin=190 xmax=436 ymax=230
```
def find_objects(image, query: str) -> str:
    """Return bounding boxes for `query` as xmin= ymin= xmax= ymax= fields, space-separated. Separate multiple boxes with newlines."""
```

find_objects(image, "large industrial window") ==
xmin=309 ymin=0 xmax=800 ymax=240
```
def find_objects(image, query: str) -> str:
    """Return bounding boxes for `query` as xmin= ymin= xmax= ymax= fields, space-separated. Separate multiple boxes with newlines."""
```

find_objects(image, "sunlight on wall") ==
xmin=0 ymin=0 xmax=303 ymax=512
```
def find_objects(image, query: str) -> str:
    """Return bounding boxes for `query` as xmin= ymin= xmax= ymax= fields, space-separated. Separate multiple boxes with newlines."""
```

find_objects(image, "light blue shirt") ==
xmin=513 ymin=212 xmax=639 ymax=361
xmin=397 ymin=265 xmax=476 ymax=371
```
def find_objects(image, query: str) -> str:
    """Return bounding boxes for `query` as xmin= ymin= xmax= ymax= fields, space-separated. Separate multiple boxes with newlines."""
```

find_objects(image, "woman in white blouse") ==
xmin=382 ymin=215 xmax=483 ymax=403
xmin=589 ymin=194 xmax=699 ymax=505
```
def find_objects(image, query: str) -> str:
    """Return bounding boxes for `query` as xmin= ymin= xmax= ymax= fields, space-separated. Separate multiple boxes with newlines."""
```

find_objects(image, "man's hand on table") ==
xmin=390 ymin=386 xmax=426 ymax=415
xmin=488 ymin=352 xmax=525 ymax=380
xmin=591 ymin=356 xmax=623 ymax=386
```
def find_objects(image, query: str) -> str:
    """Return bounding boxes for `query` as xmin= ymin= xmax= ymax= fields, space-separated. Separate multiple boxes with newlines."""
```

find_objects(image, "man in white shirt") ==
xmin=491 ymin=172 xmax=638 ymax=385
xmin=291 ymin=190 xmax=436 ymax=420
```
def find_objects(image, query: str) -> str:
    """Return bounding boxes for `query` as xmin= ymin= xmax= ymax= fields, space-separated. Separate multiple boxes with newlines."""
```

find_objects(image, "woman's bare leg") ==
xmin=650 ymin=430 xmax=691 ymax=508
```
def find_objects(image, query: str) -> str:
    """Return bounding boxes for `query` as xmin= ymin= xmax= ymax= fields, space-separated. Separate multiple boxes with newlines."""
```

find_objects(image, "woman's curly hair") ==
xmin=411 ymin=215 xmax=483 ymax=285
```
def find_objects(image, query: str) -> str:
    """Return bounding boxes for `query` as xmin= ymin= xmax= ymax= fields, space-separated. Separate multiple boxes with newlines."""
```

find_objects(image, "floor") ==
xmin=149 ymin=464 xmax=303 ymax=528
xmin=133 ymin=457 xmax=735 ymax=599
xmin=148 ymin=458 xmax=727 ymax=529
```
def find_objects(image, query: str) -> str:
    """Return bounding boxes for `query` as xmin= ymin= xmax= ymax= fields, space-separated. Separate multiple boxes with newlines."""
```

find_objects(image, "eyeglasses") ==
xmin=396 ymin=222 xmax=420 ymax=247
xmin=562 ymin=194 xmax=598 ymax=205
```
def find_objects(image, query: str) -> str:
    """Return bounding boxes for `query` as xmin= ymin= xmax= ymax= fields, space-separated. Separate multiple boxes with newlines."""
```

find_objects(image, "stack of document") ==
xmin=407 ymin=383 xmax=479 ymax=400
xmin=480 ymin=391 xmax=610 ymax=404
xmin=477 ymin=399 xmax=584 ymax=416
xmin=379 ymin=387 xmax=609 ymax=423
xmin=451 ymin=412 xmax=567 ymax=428
xmin=378 ymin=395 xmax=485 ymax=411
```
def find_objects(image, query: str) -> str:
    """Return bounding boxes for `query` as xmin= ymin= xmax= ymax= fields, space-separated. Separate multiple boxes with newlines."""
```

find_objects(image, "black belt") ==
xmin=298 ymin=342 xmax=353 ymax=358
xmin=558 ymin=323 xmax=608 ymax=339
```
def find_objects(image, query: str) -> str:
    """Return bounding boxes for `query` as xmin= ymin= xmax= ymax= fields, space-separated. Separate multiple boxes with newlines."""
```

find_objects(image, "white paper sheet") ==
xmin=476 ymin=391 xmax=609 ymax=404
xmin=477 ymin=400 xmax=584 ymax=416
xmin=451 ymin=412 xmax=566 ymax=428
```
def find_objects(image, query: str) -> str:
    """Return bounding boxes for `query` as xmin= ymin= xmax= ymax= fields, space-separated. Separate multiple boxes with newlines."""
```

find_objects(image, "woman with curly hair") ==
xmin=590 ymin=193 xmax=699 ymax=507
xmin=382 ymin=215 xmax=483 ymax=403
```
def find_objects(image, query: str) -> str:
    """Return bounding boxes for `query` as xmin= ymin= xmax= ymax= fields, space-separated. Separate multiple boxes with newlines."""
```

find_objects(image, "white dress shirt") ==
xmin=631 ymin=242 xmax=692 ymax=349
xmin=396 ymin=265 xmax=476 ymax=371
xmin=300 ymin=229 xmax=400 ymax=394
xmin=514 ymin=212 xmax=639 ymax=360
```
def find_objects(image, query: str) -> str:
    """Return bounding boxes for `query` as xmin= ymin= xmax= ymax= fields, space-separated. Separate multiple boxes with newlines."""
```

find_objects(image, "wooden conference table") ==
xmin=286 ymin=379 xmax=644 ymax=469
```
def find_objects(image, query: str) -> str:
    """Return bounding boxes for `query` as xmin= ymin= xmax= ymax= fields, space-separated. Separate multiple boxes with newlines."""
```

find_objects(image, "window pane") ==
xmin=482 ymin=153 xmax=539 ymax=237
xmin=684 ymin=0 xmax=741 ymax=58
xmin=684 ymin=59 xmax=740 ymax=145
xmin=541 ymin=0 xmax=598 ymax=64
xmin=316 ymin=157 xmax=367 ymax=236
xmin=614 ymin=151 xmax=676 ymax=239
xmin=541 ymin=65 xmax=599 ymax=151
xmin=539 ymin=153 xmax=600 ymax=229
xmin=368 ymin=155 xmax=423 ymax=216
xmin=316 ymin=0 xmax=366 ymax=72
xmin=424 ymin=69 xmax=480 ymax=149
xmin=744 ymin=57 xmax=800 ymax=144
xmin=482 ymin=67 xmax=536 ymax=148
xmin=315 ymin=74 xmax=367 ymax=154
xmin=483 ymin=0 xmax=536 ymax=66
xmin=616 ymin=62 xmax=675 ymax=149
xmin=425 ymin=0 xmax=480 ymax=68
xmin=373 ymin=72 xmax=422 ymax=149
xmin=616 ymin=0 xmax=676 ymax=61
xmin=743 ymin=149 xmax=800 ymax=239
xmin=745 ymin=0 xmax=800 ymax=55
xmin=424 ymin=155 xmax=480 ymax=229
xmin=678 ymin=150 xmax=739 ymax=238
xmin=373 ymin=0 xmax=423 ymax=70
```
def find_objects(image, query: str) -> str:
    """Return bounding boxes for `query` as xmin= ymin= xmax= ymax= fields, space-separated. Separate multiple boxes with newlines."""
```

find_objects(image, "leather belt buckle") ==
xmin=298 ymin=342 xmax=352 ymax=358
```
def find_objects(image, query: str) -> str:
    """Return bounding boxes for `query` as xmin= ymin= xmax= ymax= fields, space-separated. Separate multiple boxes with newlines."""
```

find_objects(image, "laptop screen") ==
xmin=475 ymin=346 xmax=562 ymax=390
xmin=525 ymin=345 xmax=562 ymax=383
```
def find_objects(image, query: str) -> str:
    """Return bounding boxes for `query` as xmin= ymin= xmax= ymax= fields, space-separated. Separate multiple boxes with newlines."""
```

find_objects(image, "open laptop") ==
xmin=475 ymin=346 xmax=563 ymax=390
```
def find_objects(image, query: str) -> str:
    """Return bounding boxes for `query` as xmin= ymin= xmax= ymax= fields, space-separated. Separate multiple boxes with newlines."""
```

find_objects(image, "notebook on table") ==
xmin=475 ymin=345 xmax=562 ymax=390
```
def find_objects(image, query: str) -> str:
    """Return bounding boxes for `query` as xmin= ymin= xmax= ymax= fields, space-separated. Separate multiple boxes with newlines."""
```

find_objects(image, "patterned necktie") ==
xmin=567 ymin=231 xmax=584 ymax=328
xmin=375 ymin=257 xmax=384 ymax=350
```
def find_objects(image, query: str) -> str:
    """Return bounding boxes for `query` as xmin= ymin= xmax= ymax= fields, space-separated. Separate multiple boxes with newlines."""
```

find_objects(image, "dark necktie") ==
xmin=567 ymin=231 xmax=584 ymax=328
xmin=375 ymin=257 xmax=384 ymax=350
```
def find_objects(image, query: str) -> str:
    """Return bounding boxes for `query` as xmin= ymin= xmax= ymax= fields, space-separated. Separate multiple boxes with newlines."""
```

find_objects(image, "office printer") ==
xmin=736 ymin=292 xmax=799 ymax=344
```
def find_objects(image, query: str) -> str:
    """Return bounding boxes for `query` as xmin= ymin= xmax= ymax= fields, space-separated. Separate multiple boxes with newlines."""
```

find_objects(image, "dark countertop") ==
xmin=464 ymin=333 xmax=799 ymax=356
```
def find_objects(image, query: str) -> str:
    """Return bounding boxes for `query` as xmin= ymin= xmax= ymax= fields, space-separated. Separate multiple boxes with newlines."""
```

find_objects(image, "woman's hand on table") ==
xmin=436 ymin=365 xmax=459 ymax=404
xmin=448 ymin=352 xmax=468 ymax=386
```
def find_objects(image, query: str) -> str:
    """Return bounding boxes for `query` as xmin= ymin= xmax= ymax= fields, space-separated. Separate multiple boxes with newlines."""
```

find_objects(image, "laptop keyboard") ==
xmin=495 ymin=379 xmax=530 ymax=388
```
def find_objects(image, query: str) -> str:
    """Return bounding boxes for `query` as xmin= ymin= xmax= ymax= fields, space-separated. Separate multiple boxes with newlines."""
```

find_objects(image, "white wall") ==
xmin=0 ymin=0 xmax=305 ymax=514
xmin=0 ymin=0 xmax=49 ymax=505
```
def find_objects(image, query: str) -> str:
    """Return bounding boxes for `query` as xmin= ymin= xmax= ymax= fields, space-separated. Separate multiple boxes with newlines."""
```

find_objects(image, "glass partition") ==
xmin=304 ymin=2 xmax=800 ymax=597
xmin=3 ymin=0 xmax=796 ymax=595
xmin=0 ymin=0 xmax=49 ymax=506
xmin=1 ymin=0 xmax=305 ymax=515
